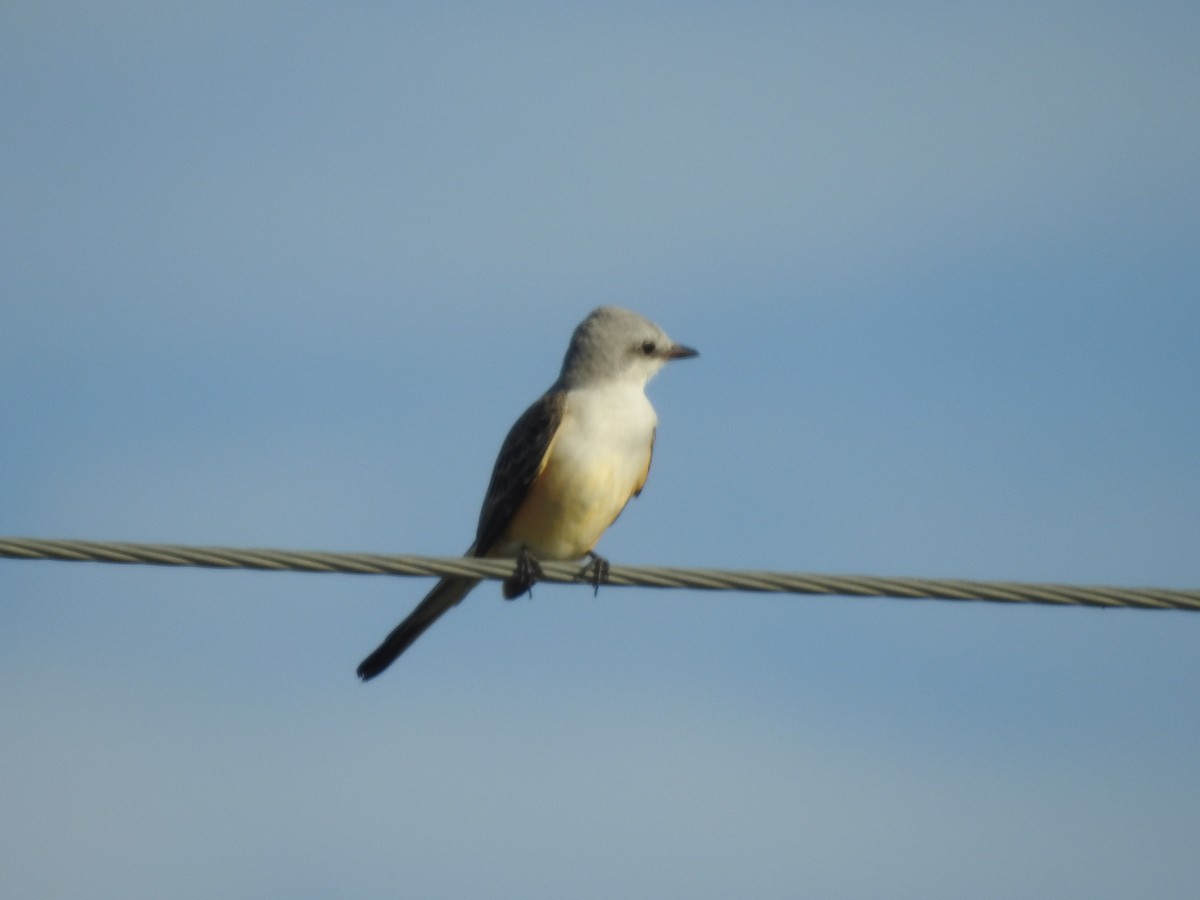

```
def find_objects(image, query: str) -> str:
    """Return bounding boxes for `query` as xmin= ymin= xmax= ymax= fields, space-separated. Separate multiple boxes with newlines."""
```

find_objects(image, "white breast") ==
xmin=559 ymin=382 xmax=658 ymax=469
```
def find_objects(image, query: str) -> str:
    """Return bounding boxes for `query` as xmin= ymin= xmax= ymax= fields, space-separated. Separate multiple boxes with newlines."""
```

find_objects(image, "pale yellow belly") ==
xmin=495 ymin=446 xmax=648 ymax=561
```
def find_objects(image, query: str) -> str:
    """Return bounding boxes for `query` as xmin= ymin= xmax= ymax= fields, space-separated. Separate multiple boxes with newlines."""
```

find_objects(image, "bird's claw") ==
xmin=577 ymin=551 xmax=610 ymax=597
xmin=504 ymin=547 xmax=544 ymax=600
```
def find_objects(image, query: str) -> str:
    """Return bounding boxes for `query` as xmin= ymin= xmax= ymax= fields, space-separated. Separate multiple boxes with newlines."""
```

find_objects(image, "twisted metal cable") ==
xmin=2 ymin=536 xmax=1197 ymax=611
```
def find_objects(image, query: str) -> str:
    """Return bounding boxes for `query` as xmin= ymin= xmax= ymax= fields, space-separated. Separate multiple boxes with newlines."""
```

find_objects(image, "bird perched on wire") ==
xmin=357 ymin=306 xmax=697 ymax=680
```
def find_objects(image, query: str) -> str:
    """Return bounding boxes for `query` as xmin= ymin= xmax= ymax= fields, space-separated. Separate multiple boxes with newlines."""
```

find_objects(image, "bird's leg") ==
xmin=577 ymin=551 xmax=610 ymax=597
xmin=503 ymin=547 xmax=544 ymax=600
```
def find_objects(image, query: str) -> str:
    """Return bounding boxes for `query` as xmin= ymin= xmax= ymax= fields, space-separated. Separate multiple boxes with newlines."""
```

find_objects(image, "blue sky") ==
xmin=3 ymin=3 xmax=1198 ymax=898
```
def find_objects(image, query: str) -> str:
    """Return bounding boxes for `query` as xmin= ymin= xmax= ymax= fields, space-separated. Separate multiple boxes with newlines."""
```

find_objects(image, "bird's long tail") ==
xmin=356 ymin=576 xmax=481 ymax=680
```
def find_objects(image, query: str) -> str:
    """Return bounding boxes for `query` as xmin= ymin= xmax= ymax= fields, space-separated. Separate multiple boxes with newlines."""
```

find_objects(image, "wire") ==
xmin=2 ymin=536 xmax=1197 ymax=611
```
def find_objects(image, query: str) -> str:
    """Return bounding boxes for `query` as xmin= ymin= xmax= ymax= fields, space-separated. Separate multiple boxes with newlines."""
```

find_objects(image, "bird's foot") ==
xmin=503 ymin=547 xmax=543 ymax=600
xmin=576 ymin=551 xmax=610 ymax=597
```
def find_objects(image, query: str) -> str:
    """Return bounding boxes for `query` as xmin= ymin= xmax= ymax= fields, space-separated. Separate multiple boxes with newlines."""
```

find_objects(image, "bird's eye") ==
xmin=640 ymin=340 xmax=657 ymax=355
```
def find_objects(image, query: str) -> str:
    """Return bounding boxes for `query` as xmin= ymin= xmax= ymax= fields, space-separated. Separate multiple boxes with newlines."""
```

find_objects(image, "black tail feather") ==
xmin=356 ymin=577 xmax=480 ymax=681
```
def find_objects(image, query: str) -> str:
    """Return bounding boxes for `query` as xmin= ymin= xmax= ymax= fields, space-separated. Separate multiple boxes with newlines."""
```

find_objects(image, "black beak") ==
xmin=665 ymin=343 xmax=699 ymax=360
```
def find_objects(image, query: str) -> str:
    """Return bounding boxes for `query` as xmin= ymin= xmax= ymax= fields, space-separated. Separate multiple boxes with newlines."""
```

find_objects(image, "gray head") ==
xmin=556 ymin=306 xmax=697 ymax=390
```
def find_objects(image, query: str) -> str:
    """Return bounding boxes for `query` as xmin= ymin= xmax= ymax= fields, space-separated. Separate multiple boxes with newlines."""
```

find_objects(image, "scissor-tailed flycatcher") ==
xmin=357 ymin=306 xmax=697 ymax=680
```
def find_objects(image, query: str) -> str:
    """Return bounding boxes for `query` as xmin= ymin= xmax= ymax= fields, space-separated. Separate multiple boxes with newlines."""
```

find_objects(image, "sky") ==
xmin=2 ymin=3 xmax=1199 ymax=898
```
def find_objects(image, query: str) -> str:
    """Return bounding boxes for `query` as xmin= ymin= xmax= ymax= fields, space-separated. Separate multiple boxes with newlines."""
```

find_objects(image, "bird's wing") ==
xmin=474 ymin=390 xmax=567 ymax=556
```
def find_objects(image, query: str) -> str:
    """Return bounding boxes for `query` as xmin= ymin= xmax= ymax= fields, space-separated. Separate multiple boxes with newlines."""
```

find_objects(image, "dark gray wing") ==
xmin=473 ymin=390 xmax=566 ymax=557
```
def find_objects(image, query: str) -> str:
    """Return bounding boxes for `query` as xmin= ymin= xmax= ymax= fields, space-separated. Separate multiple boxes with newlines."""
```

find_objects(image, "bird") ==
xmin=356 ymin=306 xmax=697 ymax=680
